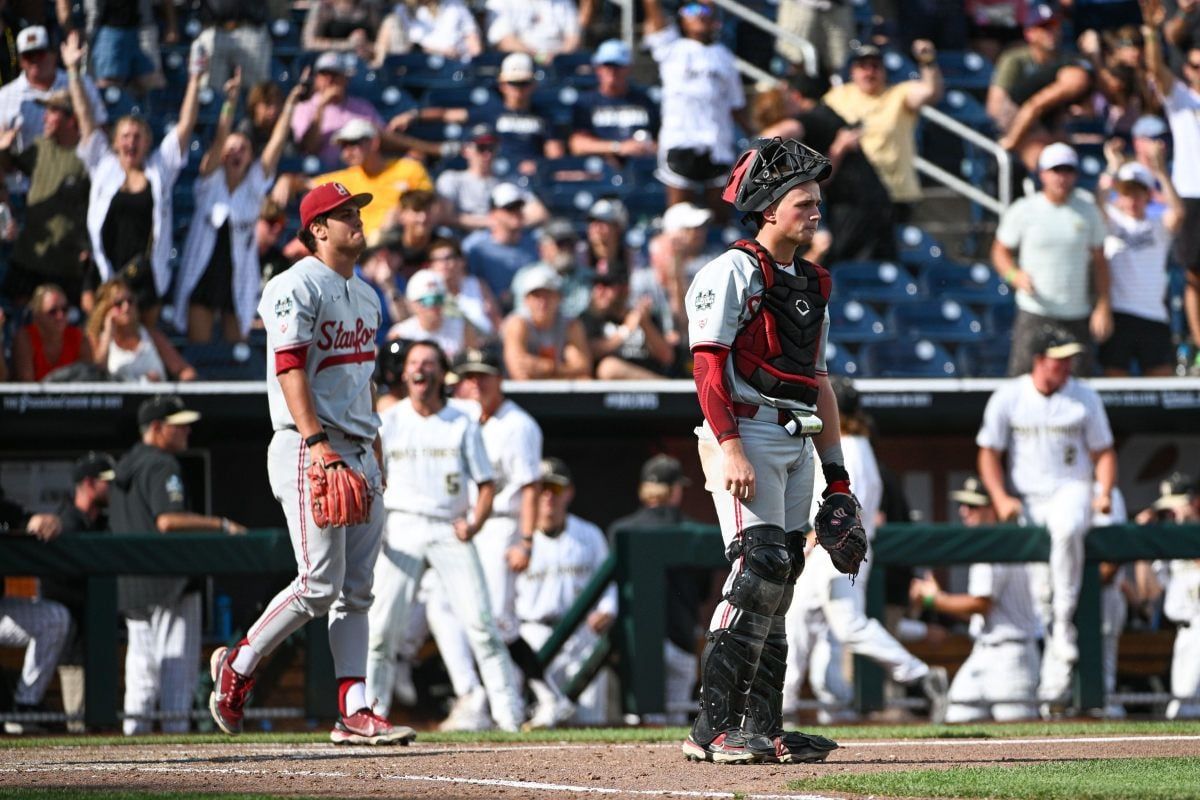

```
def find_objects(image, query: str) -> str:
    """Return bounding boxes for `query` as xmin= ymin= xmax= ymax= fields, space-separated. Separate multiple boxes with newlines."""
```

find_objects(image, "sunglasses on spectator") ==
xmin=499 ymin=202 xmax=525 ymax=213
xmin=541 ymin=482 xmax=567 ymax=495
xmin=45 ymin=305 xmax=68 ymax=316
xmin=473 ymin=143 xmax=496 ymax=153
xmin=429 ymin=252 xmax=463 ymax=263
xmin=679 ymin=3 xmax=715 ymax=19
xmin=113 ymin=296 xmax=134 ymax=308
xmin=1048 ymin=165 xmax=1077 ymax=174
xmin=416 ymin=294 xmax=445 ymax=307
xmin=504 ymin=80 xmax=534 ymax=89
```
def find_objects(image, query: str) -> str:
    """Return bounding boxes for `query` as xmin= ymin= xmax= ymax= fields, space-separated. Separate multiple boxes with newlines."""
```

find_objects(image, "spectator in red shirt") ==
xmin=12 ymin=283 xmax=93 ymax=381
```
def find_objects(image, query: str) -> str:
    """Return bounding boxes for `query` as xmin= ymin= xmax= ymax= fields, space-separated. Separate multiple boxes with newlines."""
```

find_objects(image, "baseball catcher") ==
xmin=681 ymin=137 xmax=857 ymax=765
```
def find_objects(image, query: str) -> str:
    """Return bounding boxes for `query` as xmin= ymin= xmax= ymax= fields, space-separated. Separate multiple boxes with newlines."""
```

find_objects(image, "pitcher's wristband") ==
xmin=305 ymin=431 xmax=329 ymax=447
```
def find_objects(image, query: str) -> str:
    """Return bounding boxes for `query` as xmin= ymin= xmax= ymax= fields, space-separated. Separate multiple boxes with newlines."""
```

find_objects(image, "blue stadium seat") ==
xmin=551 ymin=51 xmax=597 ymax=87
xmin=178 ymin=342 xmax=266 ymax=381
xmin=919 ymin=261 xmax=1012 ymax=306
xmin=827 ymin=299 xmax=890 ymax=343
xmin=984 ymin=300 xmax=1016 ymax=335
xmin=830 ymin=260 xmax=920 ymax=304
xmin=542 ymin=185 xmax=628 ymax=217
xmin=269 ymin=16 xmax=302 ymax=58
xmin=534 ymin=156 xmax=624 ymax=188
xmin=622 ymin=181 xmax=667 ymax=221
xmin=533 ymin=84 xmax=581 ymax=127
xmin=896 ymin=225 xmax=948 ymax=268
xmin=1169 ymin=266 xmax=1187 ymax=337
xmin=382 ymin=54 xmax=472 ymax=91
xmin=824 ymin=341 xmax=861 ymax=377
xmin=936 ymin=89 xmax=991 ymax=130
xmin=859 ymin=338 xmax=958 ymax=377
xmin=424 ymin=85 xmax=499 ymax=110
xmin=957 ymin=336 xmax=1012 ymax=377
xmin=889 ymin=299 xmax=986 ymax=343
xmin=1074 ymin=143 xmax=1106 ymax=192
xmin=936 ymin=51 xmax=993 ymax=94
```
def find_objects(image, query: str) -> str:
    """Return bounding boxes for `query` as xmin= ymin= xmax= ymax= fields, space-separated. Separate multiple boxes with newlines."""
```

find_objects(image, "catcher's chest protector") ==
xmin=730 ymin=238 xmax=831 ymax=406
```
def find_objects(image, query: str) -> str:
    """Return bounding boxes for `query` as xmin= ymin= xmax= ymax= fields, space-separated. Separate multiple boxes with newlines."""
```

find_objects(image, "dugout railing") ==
xmin=4 ymin=522 xmax=1200 ymax=728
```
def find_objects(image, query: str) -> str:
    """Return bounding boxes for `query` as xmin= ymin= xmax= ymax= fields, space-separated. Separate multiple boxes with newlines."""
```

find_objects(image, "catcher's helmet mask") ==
xmin=723 ymin=138 xmax=832 ymax=224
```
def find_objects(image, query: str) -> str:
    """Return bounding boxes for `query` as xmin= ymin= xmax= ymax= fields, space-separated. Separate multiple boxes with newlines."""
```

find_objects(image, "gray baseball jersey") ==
xmin=686 ymin=248 xmax=830 ymax=412
xmin=259 ymin=256 xmax=382 ymax=440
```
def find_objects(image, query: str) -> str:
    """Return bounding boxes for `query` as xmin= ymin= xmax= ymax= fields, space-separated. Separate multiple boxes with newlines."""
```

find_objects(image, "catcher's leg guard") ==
xmin=690 ymin=525 xmax=794 ymax=746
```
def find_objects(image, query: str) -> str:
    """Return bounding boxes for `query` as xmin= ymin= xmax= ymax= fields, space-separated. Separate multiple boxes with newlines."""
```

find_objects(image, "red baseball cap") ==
xmin=299 ymin=182 xmax=372 ymax=230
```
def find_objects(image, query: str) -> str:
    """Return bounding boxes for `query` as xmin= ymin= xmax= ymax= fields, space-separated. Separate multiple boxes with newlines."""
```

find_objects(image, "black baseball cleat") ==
xmin=682 ymin=730 xmax=771 ymax=764
xmin=750 ymin=731 xmax=840 ymax=764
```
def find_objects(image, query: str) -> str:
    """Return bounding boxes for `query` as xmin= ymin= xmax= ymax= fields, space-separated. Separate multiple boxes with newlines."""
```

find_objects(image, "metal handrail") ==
xmin=917 ymin=104 xmax=1012 ymax=215
xmin=707 ymin=0 xmax=818 ymax=76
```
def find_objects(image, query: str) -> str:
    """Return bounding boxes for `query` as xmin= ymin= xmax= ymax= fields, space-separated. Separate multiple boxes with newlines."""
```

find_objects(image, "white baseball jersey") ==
xmin=379 ymin=399 xmax=493 ymax=519
xmin=966 ymin=563 xmax=1042 ymax=644
xmin=451 ymin=397 xmax=543 ymax=518
xmin=259 ymin=256 xmax=382 ymax=440
xmin=686 ymin=248 xmax=830 ymax=413
xmin=515 ymin=514 xmax=617 ymax=624
xmin=1164 ymin=560 xmax=1200 ymax=624
xmin=645 ymin=25 xmax=745 ymax=164
xmin=1103 ymin=205 xmax=1172 ymax=323
xmin=976 ymin=376 xmax=1114 ymax=499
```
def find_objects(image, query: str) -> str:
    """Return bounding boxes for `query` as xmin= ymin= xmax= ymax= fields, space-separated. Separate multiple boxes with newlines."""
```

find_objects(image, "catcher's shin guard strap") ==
xmin=724 ymin=524 xmax=796 ymax=616
xmin=690 ymin=612 xmax=771 ymax=745
xmin=786 ymin=531 xmax=806 ymax=582
xmin=743 ymin=629 xmax=788 ymax=738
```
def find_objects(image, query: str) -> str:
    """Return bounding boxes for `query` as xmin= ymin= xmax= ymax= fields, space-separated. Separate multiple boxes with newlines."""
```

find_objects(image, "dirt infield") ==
xmin=2 ymin=734 xmax=1200 ymax=799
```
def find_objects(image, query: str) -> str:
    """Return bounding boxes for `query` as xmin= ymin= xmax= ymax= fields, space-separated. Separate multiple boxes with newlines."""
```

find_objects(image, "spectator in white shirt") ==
xmin=64 ymin=31 xmax=201 ymax=328
xmin=427 ymin=237 xmax=503 ymax=336
xmin=0 ymin=26 xmax=106 ymax=153
xmin=388 ymin=268 xmax=483 ymax=359
xmin=374 ymin=0 xmax=482 ymax=63
xmin=641 ymin=0 xmax=748 ymax=220
xmin=173 ymin=71 xmax=304 ymax=343
xmin=1096 ymin=157 xmax=1184 ymax=376
xmin=486 ymin=0 xmax=580 ymax=59
xmin=436 ymin=124 xmax=501 ymax=230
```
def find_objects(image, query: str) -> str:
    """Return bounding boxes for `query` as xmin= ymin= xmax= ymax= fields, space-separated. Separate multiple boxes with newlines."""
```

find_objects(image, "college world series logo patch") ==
xmin=694 ymin=289 xmax=715 ymax=311
xmin=274 ymin=297 xmax=294 ymax=318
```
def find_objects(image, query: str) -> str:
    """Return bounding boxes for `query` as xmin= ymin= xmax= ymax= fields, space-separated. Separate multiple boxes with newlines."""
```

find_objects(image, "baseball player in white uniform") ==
xmin=1152 ymin=474 xmax=1200 ymax=719
xmin=366 ymin=339 xmax=526 ymax=731
xmin=976 ymin=326 xmax=1117 ymax=712
xmin=786 ymin=378 xmax=949 ymax=724
xmin=515 ymin=458 xmax=618 ymax=725
xmin=910 ymin=477 xmax=1042 ymax=722
xmin=681 ymin=137 xmax=852 ymax=765
xmin=1093 ymin=484 xmax=1129 ymax=719
xmin=426 ymin=344 xmax=573 ymax=731
xmin=209 ymin=182 xmax=413 ymax=746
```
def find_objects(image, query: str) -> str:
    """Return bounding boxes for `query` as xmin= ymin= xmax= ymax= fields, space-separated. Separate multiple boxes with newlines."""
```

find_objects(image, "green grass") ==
xmin=789 ymin=757 xmax=1200 ymax=799
xmin=3 ymin=719 xmax=1200 ymax=749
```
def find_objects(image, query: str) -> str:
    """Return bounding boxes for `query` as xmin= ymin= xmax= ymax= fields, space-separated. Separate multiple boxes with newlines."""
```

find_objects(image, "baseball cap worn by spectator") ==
xmin=315 ymin=51 xmax=350 ymax=75
xmin=333 ymin=118 xmax=378 ymax=144
xmin=848 ymin=44 xmax=883 ymax=65
xmin=491 ymin=183 xmax=526 ymax=210
xmin=1037 ymin=142 xmax=1078 ymax=172
xmin=35 ymin=90 xmax=73 ymax=113
xmin=1025 ymin=3 xmax=1058 ymax=27
xmin=662 ymin=202 xmax=712 ymax=232
xmin=589 ymin=198 xmax=629 ymax=228
xmin=16 ymin=25 xmax=49 ymax=55
xmin=469 ymin=123 xmax=498 ymax=147
xmin=406 ymin=269 xmax=447 ymax=304
xmin=1116 ymin=161 xmax=1156 ymax=190
xmin=499 ymin=53 xmax=535 ymax=83
xmin=1032 ymin=326 xmax=1085 ymax=359
xmin=540 ymin=457 xmax=573 ymax=487
xmin=641 ymin=454 xmax=690 ymax=486
xmin=1132 ymin=115 xmax=1168 ymax=140
xmin=74 ymin=451 xmax=117 ymax=483
xmin=1153 ymin=472 xmax=1199 ymax=511
xmin=138 ymin=395 xmax=201 ymax=427
xmin=951 ymin=476 xmax=992 ymax=507
xmin=541 ymin=217 xmax=578 ymax=243
xmin=593 ymin=40 xmax=632 ymax=67
xmin=521 ymin=263 xmax=564 ymax=295
xmin=300 ymin=182 xmax=373 ymax=229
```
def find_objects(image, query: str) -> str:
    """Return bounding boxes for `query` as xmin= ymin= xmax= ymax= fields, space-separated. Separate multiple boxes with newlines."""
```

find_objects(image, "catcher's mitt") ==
xmin=307 ymin=451 xmax=372 ymax=528
xmin=814 ymin=492 xmax=867 ymax=577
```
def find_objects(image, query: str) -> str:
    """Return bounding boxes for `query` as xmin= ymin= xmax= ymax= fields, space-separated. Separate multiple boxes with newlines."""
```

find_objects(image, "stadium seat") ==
xmin=936 ymin=51 xmax=993 ymax=94
xmin=896 ymin=225 xmax=948 ymax=268
xmin=957 ymin=336 xmax=1012 ymax=377
xmin=889 ymin=299 xmax=986 ymax=343
xmin=622 ymin=181 xmax=667 ymax=221
xmin=827 ymin=299 xmax=891 ymax=343
xmin=534 ymin=156 xmax=624 ymax=188
xmin=830 ymin=260 xmax=921 ymax=304
xmin=919 ymin=261 xmax=1012 ymax=306
xmin=1169 ymin=266 xmax=1187 ymax=337
xmin=424 ymin=85 xmax=499 ymax=110
xmin=178 ymin=342 xmax=266 ymax=381
xmin=936 ymin=89 xmax=991 ymax=130
xmin=824 ymin=341 xmax=861 ymax=377
xmin=551 ymin=51 xmax=597 ymax=86
xmin=984 ymin=300 xmax=1016 ymax=335
xmin=533 ymin=85 xmax=581 ymax=128
xmin=382 ymin=54 xmax=472 ymax=91
xmin=269 ymin=16 xmax=302 ymax=57
xmin=542 ymin=184 xmax=628 ymax=217
xmin=859 ymin=338 xmax=958 ymax=377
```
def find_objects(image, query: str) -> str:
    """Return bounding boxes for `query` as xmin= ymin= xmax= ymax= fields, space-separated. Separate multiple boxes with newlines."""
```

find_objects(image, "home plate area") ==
xmin=2 ymin=735 xmax=1200 ymax=799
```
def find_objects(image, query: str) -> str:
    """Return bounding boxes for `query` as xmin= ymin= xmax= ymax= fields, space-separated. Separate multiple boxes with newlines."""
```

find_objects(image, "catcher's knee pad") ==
xmin=725 ymin=524 xmax=796 ymax=616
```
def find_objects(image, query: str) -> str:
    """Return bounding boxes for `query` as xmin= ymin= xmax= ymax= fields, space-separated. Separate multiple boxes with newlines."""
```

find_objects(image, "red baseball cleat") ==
xmin=209 ymin=646 xmax=255 ymax=735
xmin=330 ymin=706 xmax=417 ymax=746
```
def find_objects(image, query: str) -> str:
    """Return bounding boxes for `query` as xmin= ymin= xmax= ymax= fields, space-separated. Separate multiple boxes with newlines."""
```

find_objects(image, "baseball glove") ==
xmin=307 ymin=452 xmax=372 ymax=528
xmin=814 ymin=492 xmax=867 ymax=577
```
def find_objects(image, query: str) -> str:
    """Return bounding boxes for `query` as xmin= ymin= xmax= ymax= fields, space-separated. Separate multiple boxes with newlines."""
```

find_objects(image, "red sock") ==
xmin=337 ymin=677 xmax=364 ymax=716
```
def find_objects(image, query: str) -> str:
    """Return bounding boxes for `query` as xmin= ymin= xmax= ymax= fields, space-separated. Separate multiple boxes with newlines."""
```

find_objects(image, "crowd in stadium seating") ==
xmin=0 ymin=0 xmax=1198 ymax=381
